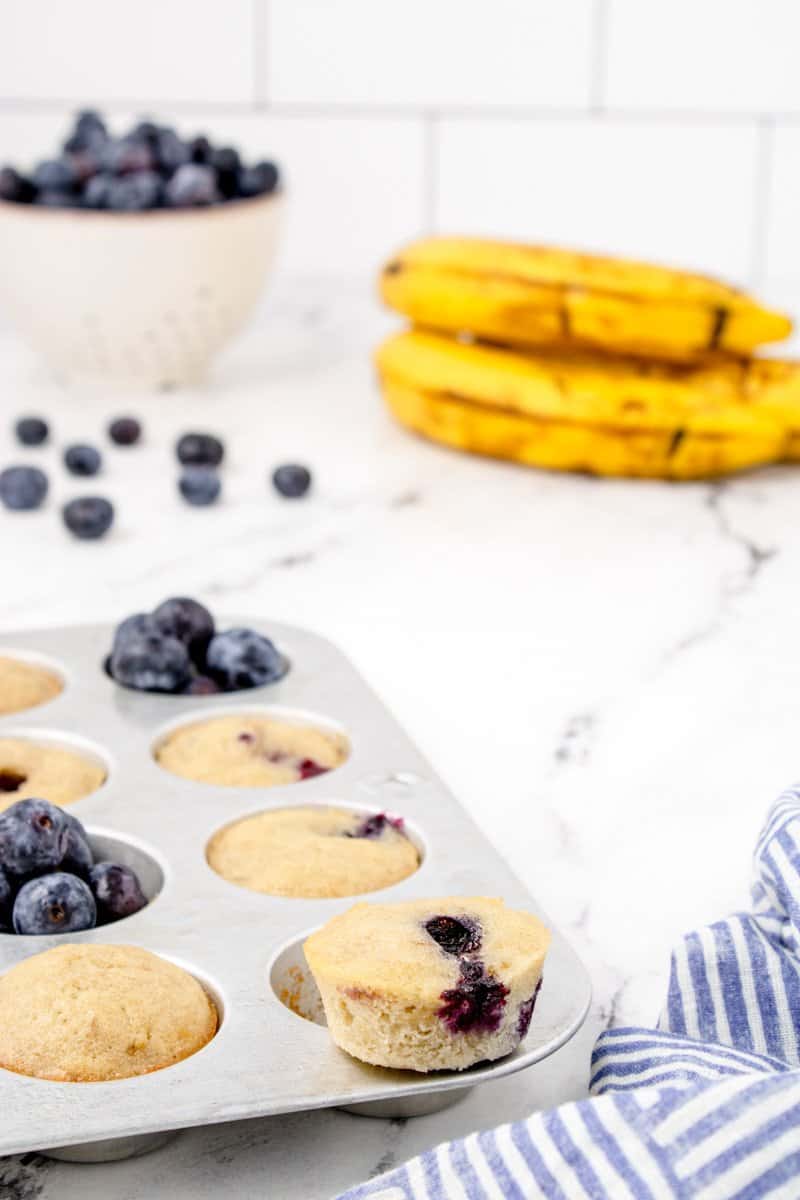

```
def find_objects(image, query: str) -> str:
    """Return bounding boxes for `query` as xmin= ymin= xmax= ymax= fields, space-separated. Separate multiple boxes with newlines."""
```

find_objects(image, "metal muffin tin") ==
xmin=0 ymin=620 xmax=590 ymax=1161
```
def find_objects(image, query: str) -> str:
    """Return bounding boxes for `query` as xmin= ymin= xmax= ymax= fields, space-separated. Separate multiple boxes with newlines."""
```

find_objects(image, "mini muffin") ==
xmin=0 ymin=944 xmax=217 ymax=1082
xmin=0 ymin=657 xmax=62 ymax=716
xmin=156 ymin=713 xmax=348 ymax=788
xmin=0 ymin=737 xmax=105 ymax=812
xmin=304 ymin=896 xmax=550 ymax=1072
xmin=207 ymin=807 xmax=419 ymax=898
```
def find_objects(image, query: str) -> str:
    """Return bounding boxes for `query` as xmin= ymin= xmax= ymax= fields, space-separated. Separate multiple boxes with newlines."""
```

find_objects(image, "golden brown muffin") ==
xmin=0 ymin=737 xmax=105 ymax=812
xmin=0 ymin=944 xmax=218 ymax=1082
xmin=155 ymin=713 xmax=348 ymax=787
xmin=207 ymin=806 xmax=419 ymax=898
xmin=0 ymin=657 xmax=62 ymax=716
xmin=305 ymin=896 xmax=550 ymax=1072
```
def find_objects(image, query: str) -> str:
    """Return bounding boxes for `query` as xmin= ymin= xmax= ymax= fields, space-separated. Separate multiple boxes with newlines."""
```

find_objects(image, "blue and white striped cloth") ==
xmin=337 ymin=785 xmax=800 ymax=1199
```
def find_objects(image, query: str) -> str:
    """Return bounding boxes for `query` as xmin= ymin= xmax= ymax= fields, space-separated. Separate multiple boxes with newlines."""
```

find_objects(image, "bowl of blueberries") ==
xmin=0 ymin=110 xmax=282 ymax=388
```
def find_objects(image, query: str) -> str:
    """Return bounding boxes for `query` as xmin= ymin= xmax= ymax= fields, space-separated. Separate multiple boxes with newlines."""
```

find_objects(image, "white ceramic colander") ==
xmin=0 ymin=193 xmax=281 ymax=388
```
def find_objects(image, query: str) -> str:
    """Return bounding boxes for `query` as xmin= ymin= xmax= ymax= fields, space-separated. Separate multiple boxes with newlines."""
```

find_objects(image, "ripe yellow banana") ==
xmin=380 ymin=238 xmax=792 ymax=364
xmin=376 ymin=330 xmax=790 ymax=480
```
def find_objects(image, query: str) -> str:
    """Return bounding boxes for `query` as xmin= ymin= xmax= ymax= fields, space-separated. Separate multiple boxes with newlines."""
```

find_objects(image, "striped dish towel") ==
xmin=336 ymin=785 xmax=800 ymax=1199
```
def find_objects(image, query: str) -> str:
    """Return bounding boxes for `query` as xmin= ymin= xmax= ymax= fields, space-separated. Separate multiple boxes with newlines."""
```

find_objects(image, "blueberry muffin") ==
xmin=207 ymin=807 xmax=419 ymax=898
xmin=0 ymin=944 xmax=217 ymax=1081
xmin=0 ymin=657 xmax=62 ymax=716
xmin=156 ymin=713 xmax=348 ymax=787
xmin=0 ymin=738 xmax=105 ymax=811
xmin=304 ymin=896 xmax=550 ymax=1072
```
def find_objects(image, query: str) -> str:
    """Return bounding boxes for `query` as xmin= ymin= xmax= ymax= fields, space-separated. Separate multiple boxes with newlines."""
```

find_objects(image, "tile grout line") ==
xmin=423 ymin=111 xmax=438 ymax=233
xmin=253 ymin=0 xmax=269 ymax=109
xmin=749 ymin=117 xmax=775 ymax=288
xmin=590 ymin=0 xmax=610 ymax=113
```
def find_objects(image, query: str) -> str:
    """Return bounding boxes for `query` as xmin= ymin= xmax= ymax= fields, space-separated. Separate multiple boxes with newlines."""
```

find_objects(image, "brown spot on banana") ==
xmin=708 ymin=306 xmax=729 ymax=351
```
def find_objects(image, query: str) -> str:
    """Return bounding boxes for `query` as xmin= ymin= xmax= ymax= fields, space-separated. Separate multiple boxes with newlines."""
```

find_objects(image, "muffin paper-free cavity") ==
xmin=0 ymin=620 xmax=590 ymax=1159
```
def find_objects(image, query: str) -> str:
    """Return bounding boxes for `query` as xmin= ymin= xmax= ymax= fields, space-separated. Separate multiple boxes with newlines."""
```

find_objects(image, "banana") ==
xmin=380 ymin=238 xmax=792 ymax=364
xmin=376 ymin=330 xmax=789 ymax=480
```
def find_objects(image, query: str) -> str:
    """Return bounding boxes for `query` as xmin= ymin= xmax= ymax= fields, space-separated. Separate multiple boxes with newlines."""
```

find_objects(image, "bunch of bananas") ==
xmin=375 ymin=237 xmax=800 ymax=480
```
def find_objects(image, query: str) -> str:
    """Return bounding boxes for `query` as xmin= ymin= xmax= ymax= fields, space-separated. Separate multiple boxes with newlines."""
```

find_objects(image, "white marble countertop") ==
xmin=1 ymin=279 xmax=798 ymax=1198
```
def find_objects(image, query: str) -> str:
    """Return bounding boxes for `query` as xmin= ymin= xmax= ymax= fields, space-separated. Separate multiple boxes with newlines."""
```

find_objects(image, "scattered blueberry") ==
xmin=176 ymin=432 xmax=224 ymax=467
xmin=0 ymin=799 xmax=69 ymax=877
xmin=425 ymin=915 xmax=482 ymax=956
xmin=110 ymin=630 xmax=191 ymax=693
xmin=438 ymin=959 xmax=509 ymax=1034
xmin=0 ymin=167 xmax=35 ymax=204
xmin=0 ymin=866 xmax=12 ymax=914
xmin=82 ymin=172 xmax=114 ymax=209
xmin=210 ymin=146 xmax=241 ymax=198
xmin=152 ymin=597 xmax=214 ymax=660
xmin=112 ymin=612 xmax=157 ymax=651
xmin=0 ymin=465 xmax=48 ymax=511
xmin=154 ymin=127 xmax=191 ymax=175
xmin=165 ymin=163 xmax=220 ymax=208
xmin=272 ymin=463 xmax=311 ymax=499
xmin=108 ymin=416 xmax=141 ymax=446
xmin=62 ymin=496 xmax=114 ymax=539
xmin=238 ymin=161 xmax=280 ymax=199
xmin=206 ymin=628 xmax=286 ymax=690
xmin=13 ymin=872 xmax=96 ymax=935
xmin=190 ymin=135 xmax=212 ymax=164
xmin=102 ymin=136 xmax=156 ymax=177
xmin=516 ymin=979 xmax=542 ymax=1039
xmin=64 ymin=443 xmax=102 ymax=477
xmin=14 ymin=416 xmax=49 ymax=446
xmin=89 ymin=862 xmax=147 ymax=923
xmin=61 ymin=813 xmax=93 ymax=880
xmin=179 ymin=467 xmax=221 ymax=506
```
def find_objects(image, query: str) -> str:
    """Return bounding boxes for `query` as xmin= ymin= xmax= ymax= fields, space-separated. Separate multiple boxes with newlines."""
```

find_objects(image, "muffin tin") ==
xmin=0 ymin=620 xmax=590 ymax=1162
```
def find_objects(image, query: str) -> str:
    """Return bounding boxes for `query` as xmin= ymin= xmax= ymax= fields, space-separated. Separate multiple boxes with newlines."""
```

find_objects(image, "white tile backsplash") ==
xmin=606 ymin=0 xmax=800 ymax=114
xmin=268 ymin=0 xmax=595 ymax=109
xmin=436 ymin=118 xmax=759 ymax=282
xmin=0 ymin=1 xmax=798 ymax=292
xmin=0 ymin=0 xmax=255 ymax=104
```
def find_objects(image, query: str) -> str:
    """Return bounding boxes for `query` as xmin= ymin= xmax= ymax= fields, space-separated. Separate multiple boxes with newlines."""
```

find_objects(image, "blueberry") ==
xmin=206 ymin=628 xmax=286 ymax=690
xmin=74 ymin=110 xmax=108 ymax=145
xmin=106 ymin=171 xmax=163 ymax=212
xmin=108 ymin=416 xmax=141 ymax=446
xmin=89 ymin=861 xmax=147 ymax=923
xmin=210 ymin=146 xmax=241 ymax=198
xmin=176 ymin=432 xmax=224 ymax=467
xmin=272 ymin=463 xmax=311 ymax=499
xmin=349 ymin=813 xmax=404 ymax=839
xmin=64 ymin=443 xmax=102 ymax=477
xmin=102 ymin=136 xmax=155 ymax=177
xmin=154 ymin=127 xmax=190 ymax=175
xmin=238 ymin=161 xmax=280 ymax=199
xmin=189 ymin=135 xmax=212 ymax=165
xmin=0 ymin=166 xmax=36 ymax=204
xmin=14 ymin=416 xmax=49 ymax=446
xmin=13 ymin=872 xmax=96 ymax=935
xmin=0 ymin=799 xmax=70 ymax=877
xmin=83 ymin=172 xmax=114 ymax=209
xmin=32 ymin=159 xmax=78 ymax=193
xmin=130 ymin=119 xmax=160 ymax=146
xmin=437 ymin=960 xmax=509 ymax=1034
xmin=34 ymin=191 xmax=83 ymax=209
xmin=61 ymin=813 xmax=93 ymax=880
xmin=165 ymin=164 xmax=220 ymax=208
xmin=112 ymin=612 xmax=157 ymax=650
xmin=0 ymin=865 xmax=12 ymax=914
xmin=516 ymin=979 xmax=542 ymax=1039
xmin=424 ymin=915 xmax=482 ymax=956
xmin=152 ymin=597 xmax=214 ymax=660
xmin=62 ymin=496 xmax=114 ymax=540
xmin=179 ymin=467 xmax=221 ymax=506
xmin=110 ymin=630 xmax=191 ymax=693
xmin=0 ymin=466 xmax=48 ymax=511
